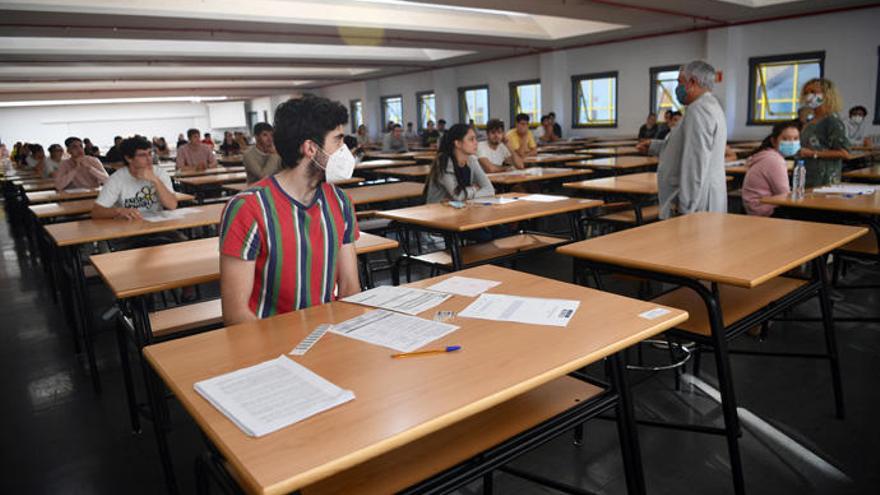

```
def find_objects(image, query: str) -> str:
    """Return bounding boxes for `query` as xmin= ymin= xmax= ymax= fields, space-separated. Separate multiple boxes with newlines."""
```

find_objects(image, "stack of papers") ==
xmin=521 ymin=194 xmax=568 ymax=202
xmin=813 ymin=184 xmax=877 ymax=195
xmin=342 ymin=285 xmax=450 ymax=315
xmin=194 ymin=355 xmax=355 ymax=437
xmin=330 ymin=309 xmax=459 ymax=352
xmin=458 ymin=293 xmax=580 ymax=327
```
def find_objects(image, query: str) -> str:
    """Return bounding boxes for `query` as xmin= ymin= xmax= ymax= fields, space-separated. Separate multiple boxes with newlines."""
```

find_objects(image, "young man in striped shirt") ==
xmin=219 ymin=95 xmax=361 ymax=324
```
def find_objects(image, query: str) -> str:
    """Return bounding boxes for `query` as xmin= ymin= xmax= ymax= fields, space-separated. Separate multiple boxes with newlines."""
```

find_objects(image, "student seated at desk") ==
xmin=105 ymin=136 xmax=123 ymax=164
xmin=40 ymin=144 xmax=63 ymax=178
xmin=538 ymin=114 xmax=560 ymax=143
xmin=152 ymin=137 xmax=171 ymax=158
xmin=92 ymin=135 xmax=178 ymax=221
xmin=382 ymin=124 xmax=409 ymax=153
xmin=638 ymin=113 xmax=660 ymax=139
xmin=242 ymin=122 xmax=282 ymax=184
xmin=219 ymin=131 xmax=240 ymax=156
xmin=176 ymin=128 xmax=217 ymax=172
xmin=742 ymin=121 xmax=799 ymax=217
xmin=507 ymin=113 xmax=538 ymax=159
xmin=425 ymin=123 xmax=495 ymax=203
xmin=476 ymin=118 xmax=523 ymax=173
xmin=356 ymin=124 xmax=370 ymax=147
xmin=420 ymin=120 xmax=440 ymax=148
xmin=219 ymin=95 xmax=361 ymax=325
xmin=54 ymin=136 xmax=109 ymax=191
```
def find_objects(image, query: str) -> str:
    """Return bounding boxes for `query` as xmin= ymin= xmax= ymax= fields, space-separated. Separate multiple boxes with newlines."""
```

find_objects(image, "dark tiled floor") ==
xmin=1 ymin=209 xmax=879 ymax=494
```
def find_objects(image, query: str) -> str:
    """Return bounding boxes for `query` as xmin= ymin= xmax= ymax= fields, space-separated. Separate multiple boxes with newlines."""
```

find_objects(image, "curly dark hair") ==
xmin=273 ymin=95 xmax=348 ymax=170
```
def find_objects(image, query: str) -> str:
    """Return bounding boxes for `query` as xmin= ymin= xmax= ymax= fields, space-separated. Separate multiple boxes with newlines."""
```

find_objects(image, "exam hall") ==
xmin=2 ymin=1 xmax=880 ymax=494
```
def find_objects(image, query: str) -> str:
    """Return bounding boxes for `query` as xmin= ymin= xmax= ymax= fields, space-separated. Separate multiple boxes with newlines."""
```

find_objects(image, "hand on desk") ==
xmin=115 ymin=208 xmax=142 ymax=221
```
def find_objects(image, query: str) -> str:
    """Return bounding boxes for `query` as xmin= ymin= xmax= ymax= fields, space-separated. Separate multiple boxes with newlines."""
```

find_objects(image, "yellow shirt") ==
xmin=505 ymin=129 xmax=536 ymax=154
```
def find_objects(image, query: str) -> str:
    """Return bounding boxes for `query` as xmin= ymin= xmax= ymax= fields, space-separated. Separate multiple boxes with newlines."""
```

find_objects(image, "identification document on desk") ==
xmin=194 ymin=355 xmax=354 ymax=438
xmin=342 ymin=285 xmax=450 ymax=315
xmin=458 ymin=293 xmax=580 ymax=327
xmin=330 ymin=309 xmax=459 ymax=352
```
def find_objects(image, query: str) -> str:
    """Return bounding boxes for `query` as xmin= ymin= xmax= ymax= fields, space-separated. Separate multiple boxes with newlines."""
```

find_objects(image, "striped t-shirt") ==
xmin=219 ymin=176 xmax=359 ymax=319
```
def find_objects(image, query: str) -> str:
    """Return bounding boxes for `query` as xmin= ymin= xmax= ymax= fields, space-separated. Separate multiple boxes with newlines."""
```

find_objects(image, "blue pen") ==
xmin=391 ymin=345 xmax=461 ymax=359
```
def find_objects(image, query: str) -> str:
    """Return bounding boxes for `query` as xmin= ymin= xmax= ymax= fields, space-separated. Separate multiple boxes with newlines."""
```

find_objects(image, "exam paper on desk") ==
xmin=330 ymin=309 xmax=459 ymax=352
xmin=342 ymin=285 xmax=450 ymax=315
xmin=458 ymin=293 xmax=579 ymax=327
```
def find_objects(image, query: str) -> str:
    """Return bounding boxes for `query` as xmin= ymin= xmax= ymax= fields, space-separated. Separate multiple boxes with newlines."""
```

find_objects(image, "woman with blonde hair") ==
xmin=798 ymin=78 xmax=849 ymax=187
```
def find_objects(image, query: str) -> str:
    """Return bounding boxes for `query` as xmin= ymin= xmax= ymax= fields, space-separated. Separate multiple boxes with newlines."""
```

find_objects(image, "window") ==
xmin=572 ymin=72 xmax=618 ymax=128
xmin=747 ymin=51 xmax=824 ymax=125
xmin=349 ymin=99 xmax=363 ymax=133
xmin=875 ymin=46 xmax=880 ymax=125
xmin=510 ymin=79 xmax=541 ymax=127
xmin=380 ymin=95 xmax=403 ymax=129
xmin=650 ymin=65 xmax=683 ymax=121
xmin=458 ymin=85 xmax=489 ymax=127
xmin=416 ymin=91 xmax=436 ymax=131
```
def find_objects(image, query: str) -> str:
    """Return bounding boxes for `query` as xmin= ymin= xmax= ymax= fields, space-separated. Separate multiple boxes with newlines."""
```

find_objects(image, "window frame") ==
xmin=649 ymin=64 xmax=682 ymax=122
xmin=457 ymin=84 xmax=490 ymax=128
xmin=571 ymin=71 xmax=619 ymax=129
xmin=509 ymin=78 xmax=541 ymax=128
xmin=415 ymin=90 xmax=436 ymax=132
xmin=746 ymin=51 xmax=825 ymax=126
xmin=380 ymin=94 xmax=403 ymax=130
xmin=349 ymin=99 xmax=363 ymax=134
xmin=874 ymin=46 xmax=880 ymax=125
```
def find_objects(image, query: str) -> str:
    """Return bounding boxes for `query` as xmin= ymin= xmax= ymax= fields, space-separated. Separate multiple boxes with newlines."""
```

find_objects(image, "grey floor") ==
xmin=2 ymin=208 xmax=879 ymax=495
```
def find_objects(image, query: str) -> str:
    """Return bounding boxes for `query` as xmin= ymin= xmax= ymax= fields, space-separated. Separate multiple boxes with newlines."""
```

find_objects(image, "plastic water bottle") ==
xmin=792 ymin=159 xmax=806 ymax=200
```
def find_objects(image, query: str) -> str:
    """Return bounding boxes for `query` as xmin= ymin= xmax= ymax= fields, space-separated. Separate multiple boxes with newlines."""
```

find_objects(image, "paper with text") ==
xmin=813 ymin=184 xmax=877 ymax=195
xmin=330 ymin=309 xmax=459 ymax=352
xmin=458 ymin=293 xmax=579 ymax=327
xmin=521 ymin=194 xmax=567 ymax=202
xmin=427 ymin=276 xmax=501 ymax=297
xmin=194 ymin=355 xmax=354 ymax=438
xmin=342 ymin=285 xmax=450 ymax=315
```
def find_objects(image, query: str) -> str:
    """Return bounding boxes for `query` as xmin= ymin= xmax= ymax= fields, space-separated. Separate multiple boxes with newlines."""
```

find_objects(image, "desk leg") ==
xmin=52 ymin=243 xmax=81 ymax=353
xmin=448 ymin=232 xmax=463 ymax=271
xmin=609 ymin=352 xmax=646 ymax=495
xmin=814 ymin=256 xmax=845 ymax=419
xmin=132 ymin=296 xmax=179 ymax=494
xmin=68 ymin=246 xmax=101 ymax=393
xmin=699 ymin=283 xmax=745 ymax=495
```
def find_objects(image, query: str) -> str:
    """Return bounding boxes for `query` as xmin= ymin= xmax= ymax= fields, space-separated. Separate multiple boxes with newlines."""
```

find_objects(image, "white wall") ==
xmin=0 ymin=101 xmax=212 ymax=151
xmin=318 ymin=8 xmax=880 ymax=141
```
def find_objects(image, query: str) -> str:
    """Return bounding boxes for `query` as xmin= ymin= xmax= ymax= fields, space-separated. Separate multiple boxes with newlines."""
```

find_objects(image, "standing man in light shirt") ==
xmin=175 ymin=128 xmax=217 ymax=172
xmin=505 ymin=113 xmax=538 ymax=159
xmin=476 ymin=118 xmax=523 ymax=173
xmin=637 ymin=60 xmax=727 ymax=219
xmin=242 ymin=122 xmax=282 ymax=184
xmin=54 ymin=136 xmax=109 ymax=191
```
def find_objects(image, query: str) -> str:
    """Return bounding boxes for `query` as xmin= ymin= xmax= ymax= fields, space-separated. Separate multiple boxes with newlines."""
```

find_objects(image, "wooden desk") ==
xmin=144 ymin=265 xmax=686 ymax=495
xmin=177 ymin=172 xmax=247 ymax=187
xmin=412 ymin=151 xmax=437 ymax=162
xmin=583 ymin=140 xmax=639 ymax=148
xmin=218 ymin=155 xmax=243 ymax=165
xmin=170 ymin=166 xmax=244 ymax=178
xmin=523 ymin=153 xmax=583 ymax=166
xmin=378 ymin=193 xmax=603 ymax=269
xmin=557 ymin=212 xmax=866 ymax=495
xmin=373 ymin=165 xmax=430 ymax=180
xmin=535 ymin=143 xmax=581 ymax=153
xmin=761 ymin=188 xmax=880 ymax=216
xmin=29 ymin=192 xmax=195 ymax=220
xmin=564 ymin=172 xmax=658 ymax=196
xmin=725 ymin=160 xmax=793 ymax=176
xmin=564 ymin=156 xmax=658 ymax=173
xmin=43 ymin=203 xmax=226 ymax=394
xmin=356 ymin=158 xmax=417 ymax=170
xmin=843 ymin=166 xmax=880 ymax=182
xmin=345 ymin=182 xmax=423 ymax=206
xmin=224 ymin=177 xmax=364 ymax=194
xmin=26 ymin=188 xmax=100 ymax=204
xmin=21 ymin=179 xmax=57 ymax=192
xmin=362 ymin=151 xmax=419 ymax=160
xmin=487 ymin=167 xmax=591 ymax=191
xmin=575 ymin=147 xmax=642 ymax=157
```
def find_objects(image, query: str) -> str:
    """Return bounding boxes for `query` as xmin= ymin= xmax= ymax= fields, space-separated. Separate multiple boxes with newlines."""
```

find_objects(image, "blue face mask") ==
xmin=675 ymin=84 xmax=689 ymax=105
xmin=778 ymin=140 xmax=801 ymax=157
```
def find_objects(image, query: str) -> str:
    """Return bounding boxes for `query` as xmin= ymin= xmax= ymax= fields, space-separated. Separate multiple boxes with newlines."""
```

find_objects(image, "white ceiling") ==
xmin=0 ymin=0 xmax=875 ymax=103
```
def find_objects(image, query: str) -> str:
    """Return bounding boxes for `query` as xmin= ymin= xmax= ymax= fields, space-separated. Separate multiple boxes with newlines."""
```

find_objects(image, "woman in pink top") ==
xmin=742 ymin=121 xmax=801 ymax=216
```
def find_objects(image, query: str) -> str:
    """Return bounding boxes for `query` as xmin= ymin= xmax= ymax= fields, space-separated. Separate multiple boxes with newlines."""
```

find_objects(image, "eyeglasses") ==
xmin=134 ymin=151 xmax=152 ymax=159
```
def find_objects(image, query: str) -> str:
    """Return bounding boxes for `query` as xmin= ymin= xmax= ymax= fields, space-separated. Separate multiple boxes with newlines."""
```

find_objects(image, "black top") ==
xmin=638 ymin=124 xmax=659 ymax=140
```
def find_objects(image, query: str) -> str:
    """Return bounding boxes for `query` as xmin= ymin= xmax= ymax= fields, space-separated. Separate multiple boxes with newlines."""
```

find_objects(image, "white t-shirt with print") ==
xmin=476 ymin=141 xmax=512 ymax=167
xmin=95 ymin=165 xmax=174 ymax=213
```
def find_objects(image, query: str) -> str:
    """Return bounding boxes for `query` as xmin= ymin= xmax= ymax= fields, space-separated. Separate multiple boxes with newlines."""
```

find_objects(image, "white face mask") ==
xmin=312 ymin=144 xmax=355 ymax=184
xmin=803 ymin=93 xmax=825 ymax=109
xmin=851 ymin=115 xmax=864 ymax=124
